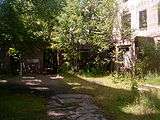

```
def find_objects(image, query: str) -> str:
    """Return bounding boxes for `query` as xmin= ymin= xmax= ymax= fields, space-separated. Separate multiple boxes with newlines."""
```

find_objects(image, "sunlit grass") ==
xmin=144 ymin=74 xmax=160 ymax=85
xmin=63 ymin=73 xmax=160 ymax=120
xmin=121 ymin=95 xmax=157 ymax=115
xmin=78 ymin=74 xmax=132 ymax=90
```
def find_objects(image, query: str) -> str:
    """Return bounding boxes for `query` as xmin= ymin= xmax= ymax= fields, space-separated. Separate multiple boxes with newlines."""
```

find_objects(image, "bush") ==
xmin=135 ymin=41 xmax=160 ymax=77
xmin=80 ymin=65 xmax=105 ymax=77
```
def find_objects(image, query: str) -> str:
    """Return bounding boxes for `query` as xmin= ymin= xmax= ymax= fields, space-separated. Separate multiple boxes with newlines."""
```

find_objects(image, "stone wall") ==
xmin=116 ymin=0 xmax=160 ymax=38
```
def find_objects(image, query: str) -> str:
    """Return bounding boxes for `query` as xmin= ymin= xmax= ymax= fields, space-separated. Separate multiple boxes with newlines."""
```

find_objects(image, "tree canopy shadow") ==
xmin=63 ymin=73 xmax=160 ymax=120
xmin=0 ymin=75 xmax=73 ymax=97
xmin=0 ymin=74 xmax=160 ymax=120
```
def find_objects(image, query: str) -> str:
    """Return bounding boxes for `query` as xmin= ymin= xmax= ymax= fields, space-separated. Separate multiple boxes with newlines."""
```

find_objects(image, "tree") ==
xmin=58 ymin=0 xmax=117 ymax=72
xmin=58 ymin=0 xmax=82 ymax=70
xmin=0 ymin=0 xmax=65 ymax=55
xmin=0 ymin=0 xmax=65 ymax=73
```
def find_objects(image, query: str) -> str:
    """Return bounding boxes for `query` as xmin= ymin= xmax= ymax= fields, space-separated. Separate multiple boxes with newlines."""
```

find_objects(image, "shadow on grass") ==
xmin=0 ymin=83 xmax=47 ymax=120
xmin=63 ymin=73 xmax=160 ymax=120
xmin=0 ymin=74 xmax=160 ymax=120
xmin=0 ymin=75 xmax=72 ymax=120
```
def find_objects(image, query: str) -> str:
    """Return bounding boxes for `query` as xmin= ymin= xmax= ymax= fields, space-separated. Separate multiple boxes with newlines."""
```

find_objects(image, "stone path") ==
xmin=47 ymin=94 xmax=107 ymax=120
xmin=20 ymin=75 xmax=108 ymax=120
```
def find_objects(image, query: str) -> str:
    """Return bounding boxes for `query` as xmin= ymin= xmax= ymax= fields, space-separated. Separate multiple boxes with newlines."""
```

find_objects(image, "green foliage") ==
xmin=58 ymin=0 xmax=117 ymax=71
xmin=8 ymin=48 xmax=19 ymax=56
xmin=0 ymin=0 xmax=117 ymax=74
xmin=0 ymin=0 xmax=65 ymax=56
xmin=0 ymin=0 xmax=26 ymax=48
xmin=63 ymin=73 xmax=160 ymax=120
xmin=136 ymin=41 xmax=160 ymax=77
xmin=58 ymin=0 xmax=117 ymax=49
xmin=80 ymin=66 xmax=104 ymax=77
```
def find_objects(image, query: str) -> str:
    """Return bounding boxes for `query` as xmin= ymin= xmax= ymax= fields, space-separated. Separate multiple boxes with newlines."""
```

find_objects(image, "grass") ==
xmin=63 ymin=73 xmax=160 ymax=120
xmin=0 ymin=84 xmax=47 ymax=120
xmin=0 ymin=73 xmax=160 ymax=120
xmin=144 ymin=74 xmax=160 ymax=85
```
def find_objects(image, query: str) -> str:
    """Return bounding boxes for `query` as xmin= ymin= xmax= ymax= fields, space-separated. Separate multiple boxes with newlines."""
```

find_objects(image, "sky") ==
xmin=0 ymin=0 xmax=4 ymax=5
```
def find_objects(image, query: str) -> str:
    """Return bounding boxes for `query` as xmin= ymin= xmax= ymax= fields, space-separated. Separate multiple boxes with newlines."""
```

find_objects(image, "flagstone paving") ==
xmin=47 ymin=94 xmax=107 ymax=120
xmin=21 ymin=75 xmax=108 ymax=120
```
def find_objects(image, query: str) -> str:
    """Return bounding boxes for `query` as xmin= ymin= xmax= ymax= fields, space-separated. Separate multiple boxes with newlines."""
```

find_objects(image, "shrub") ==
xmin=135 ymin=40 xmax=160 ymax=77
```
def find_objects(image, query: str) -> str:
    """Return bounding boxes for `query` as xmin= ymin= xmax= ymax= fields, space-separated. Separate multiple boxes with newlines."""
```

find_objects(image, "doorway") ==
xmin=43 ymin=48 xmax=57 ymax=74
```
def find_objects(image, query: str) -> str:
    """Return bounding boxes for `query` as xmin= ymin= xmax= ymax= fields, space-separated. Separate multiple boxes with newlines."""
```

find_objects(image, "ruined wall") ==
xmin=23 ymin=49 xmax=44 ymax=74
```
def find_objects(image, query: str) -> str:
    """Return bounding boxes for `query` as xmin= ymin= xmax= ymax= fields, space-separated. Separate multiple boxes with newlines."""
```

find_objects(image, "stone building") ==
xmin=113 ymin=0 xmax=160 ymax=71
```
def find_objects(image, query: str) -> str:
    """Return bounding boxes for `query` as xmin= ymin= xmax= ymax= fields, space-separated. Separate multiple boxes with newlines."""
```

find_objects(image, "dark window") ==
xmin=123 ymin=0 xmax=128 ymax=2
xmin=139 ymin=10 xmax=147 ymax=29
xmin=158 ymin=4 xmax=160 ymax=25
xmin=121 ymin=11 xmax=131 ymax=39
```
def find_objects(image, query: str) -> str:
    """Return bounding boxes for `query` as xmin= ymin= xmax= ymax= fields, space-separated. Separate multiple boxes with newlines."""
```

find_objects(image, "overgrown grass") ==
xmin=1 ymin=73 xmax=160 ymax=120
xmin=63 ymin=73 xmax=160 ymax=120
xmin=144 ymin=74 xmax=160 ymax=85
xmin=0 ymin=84 xmax=47 ymax=120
